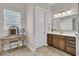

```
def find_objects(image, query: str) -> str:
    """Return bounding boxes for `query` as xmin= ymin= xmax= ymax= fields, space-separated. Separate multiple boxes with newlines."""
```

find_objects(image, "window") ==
xmin=4 ymin=9 xmax=21 ymax=29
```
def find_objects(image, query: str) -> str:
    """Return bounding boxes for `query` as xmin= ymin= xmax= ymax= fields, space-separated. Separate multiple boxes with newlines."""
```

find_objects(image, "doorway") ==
xmin=35 ymin=6 xmax=47 ymax=48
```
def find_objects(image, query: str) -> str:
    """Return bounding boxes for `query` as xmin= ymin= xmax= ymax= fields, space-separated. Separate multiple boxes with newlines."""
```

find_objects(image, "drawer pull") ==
xmin=66 ymin=42 xmax=76 ymax=45
xmin=66 ymin=39 xmax=75 ymax=41
xmin=66 ymin=45 xmax=76 ymax=48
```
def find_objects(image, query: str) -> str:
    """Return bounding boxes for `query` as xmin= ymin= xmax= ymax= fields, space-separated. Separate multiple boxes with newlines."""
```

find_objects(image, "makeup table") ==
xmin=0 ymin=35 xmax=25 ymax=52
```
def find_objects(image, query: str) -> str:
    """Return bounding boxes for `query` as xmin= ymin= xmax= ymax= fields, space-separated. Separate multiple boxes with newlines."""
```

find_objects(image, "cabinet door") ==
xmin=58 ymin=37 xmax=65 ymax=51
xmin=52 ymin=36 xmax=59 ymax=48
xmin=47 ymin=34 xmax=52 ymax=46
xmin=66 ymin=46 xmax=76 ymax=56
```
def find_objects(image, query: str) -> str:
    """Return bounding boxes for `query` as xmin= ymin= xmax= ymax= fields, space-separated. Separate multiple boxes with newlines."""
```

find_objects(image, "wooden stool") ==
xmin=9 ymin=39 xmax=20 ymax=52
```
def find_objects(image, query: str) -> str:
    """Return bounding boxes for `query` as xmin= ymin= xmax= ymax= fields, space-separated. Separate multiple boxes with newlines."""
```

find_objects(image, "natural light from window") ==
xmin=4 ymin=9 xmax=21 ymax=29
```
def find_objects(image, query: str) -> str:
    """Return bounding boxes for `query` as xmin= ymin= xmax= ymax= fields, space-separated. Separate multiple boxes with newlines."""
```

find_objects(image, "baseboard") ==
xmin=25 ymin=43 xmax=36 ymax=52
xmin=35 ymin=43 xmax=48 ymax=49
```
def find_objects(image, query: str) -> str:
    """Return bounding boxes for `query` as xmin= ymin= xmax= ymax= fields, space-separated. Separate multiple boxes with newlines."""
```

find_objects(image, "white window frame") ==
xmin=4 ymin=9 xmax=21 ymax=29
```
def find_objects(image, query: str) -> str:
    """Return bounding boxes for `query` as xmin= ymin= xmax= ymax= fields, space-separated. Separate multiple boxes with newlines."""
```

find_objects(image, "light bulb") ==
xmin=54 ymin=14 xmax=57 ymax=18
xmin=62 ymin=12 xmax=66 ymax=16
xmin=58 ymin=13 xmax=61 ymax=17
xmin=66 ymin=10 xmax=71 ymax=15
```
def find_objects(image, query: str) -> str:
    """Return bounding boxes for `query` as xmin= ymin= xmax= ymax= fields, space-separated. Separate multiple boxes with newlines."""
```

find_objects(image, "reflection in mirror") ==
xmin=52 ymin=15 xmax=77 ymax=33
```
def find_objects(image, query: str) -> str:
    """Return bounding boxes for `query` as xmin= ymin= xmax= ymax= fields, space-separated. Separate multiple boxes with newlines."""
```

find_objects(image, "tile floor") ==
xmin=0 ymin=46 xmax=71 ymax=56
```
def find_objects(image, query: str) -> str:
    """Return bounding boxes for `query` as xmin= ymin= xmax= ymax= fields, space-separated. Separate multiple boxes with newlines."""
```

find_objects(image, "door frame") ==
xmin=34 ymin=6 xmax=47 ymax=49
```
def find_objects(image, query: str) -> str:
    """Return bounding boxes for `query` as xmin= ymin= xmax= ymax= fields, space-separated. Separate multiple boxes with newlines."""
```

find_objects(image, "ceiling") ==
xmin=47 ymin=3 xmax=56 ymax=7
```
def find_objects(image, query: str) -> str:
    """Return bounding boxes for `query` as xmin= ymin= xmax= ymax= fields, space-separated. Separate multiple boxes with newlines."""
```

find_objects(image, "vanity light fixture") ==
xmin=58 ymin=13 xmax=62 ymax=17
xmin=62 ymin=12 xmax=66 ymax=16
xmin=53 ymin=9 xmax=72 ymax=18
xmin=54 ymin=14 xmax=57 ymax=18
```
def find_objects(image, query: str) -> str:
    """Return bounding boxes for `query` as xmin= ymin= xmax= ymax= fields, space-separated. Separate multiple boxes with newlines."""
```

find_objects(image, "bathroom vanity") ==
xmin=47 ymin=32 xmax=76 ymax=56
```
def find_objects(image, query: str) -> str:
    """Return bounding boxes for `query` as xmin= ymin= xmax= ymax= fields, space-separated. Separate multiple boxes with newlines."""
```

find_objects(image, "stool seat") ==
xmin=10 ymin=40 xmax=20 ymax=45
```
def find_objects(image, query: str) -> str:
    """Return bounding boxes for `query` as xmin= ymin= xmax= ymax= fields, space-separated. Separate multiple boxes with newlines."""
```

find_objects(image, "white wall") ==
xmin=25 ymin=3 xmax=52 ymax=51
xmin=25 ymin=4 xmax=36 ymax=51
xmin=51 ymin=3 xmax=78 ymax=15
xmin=76 ymin=4 xmax=79 ymax=56
xmin=76 ymin=34 xmax=79 ymax=56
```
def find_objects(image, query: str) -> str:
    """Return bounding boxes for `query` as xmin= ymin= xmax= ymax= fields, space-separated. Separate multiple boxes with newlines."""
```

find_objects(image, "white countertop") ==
xmin=48 ymin=31 xmax=76 ymax=37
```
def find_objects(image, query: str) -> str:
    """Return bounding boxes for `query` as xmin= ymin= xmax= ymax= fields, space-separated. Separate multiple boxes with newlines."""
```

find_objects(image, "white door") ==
xmin=35 ymin=6 xmax=46 ymax=48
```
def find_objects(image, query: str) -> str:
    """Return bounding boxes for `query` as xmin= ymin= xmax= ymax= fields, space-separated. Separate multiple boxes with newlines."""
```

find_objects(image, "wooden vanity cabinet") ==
xmin=47 ymin=33 xmax=76 ymax=56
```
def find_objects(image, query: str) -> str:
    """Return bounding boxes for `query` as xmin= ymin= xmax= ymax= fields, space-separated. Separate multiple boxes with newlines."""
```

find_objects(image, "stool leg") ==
xmin=17 ymin=44 xmax=18 ymax=48
xmin=9 ymin=45 xmax=12 ymax=53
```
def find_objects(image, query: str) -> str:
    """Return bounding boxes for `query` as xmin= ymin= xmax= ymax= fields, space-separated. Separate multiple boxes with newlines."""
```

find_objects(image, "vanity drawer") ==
xmin=66 ymin=40 xmax=76 ymax=45
xmin=66 ymin=46 xmax=76 ymax=56
xmin=47 ymin=41 xmax=52 ymax=46
xmin=47 ymin=34 xmax=53 ymax=46
xmin=53 ymin=35 xmax=64 ymax=38
xmin=65 ymin=36 xmax=76 ymax=41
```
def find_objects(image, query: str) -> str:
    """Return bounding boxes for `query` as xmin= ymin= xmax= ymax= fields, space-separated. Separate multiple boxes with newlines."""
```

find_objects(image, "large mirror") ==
xmin=52 ymin=14 xmax=77 ymax=32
